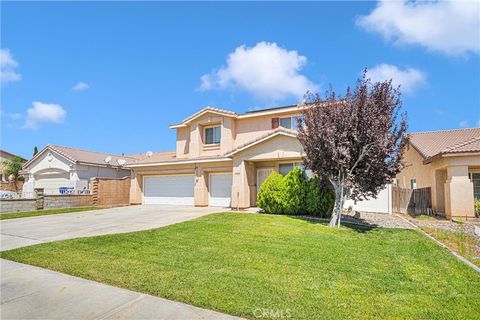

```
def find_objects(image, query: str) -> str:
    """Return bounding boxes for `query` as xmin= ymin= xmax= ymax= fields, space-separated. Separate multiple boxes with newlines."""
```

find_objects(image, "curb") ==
xmin=395 ymin=214 xmax=480 ymax=273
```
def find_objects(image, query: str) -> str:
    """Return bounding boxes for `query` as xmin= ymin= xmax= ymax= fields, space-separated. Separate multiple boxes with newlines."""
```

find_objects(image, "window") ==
xmin=469 ymin=172 xmax=480 ymax=200
xmin=279 ymin=115 xmax=304 ymax=130
xmin=279 ymin=162 xmax=312 ymax=178
xmin=205 ymin=126 xmax=221 ymax=145
xmin=410 ymin=178 xmax=417 ymax=189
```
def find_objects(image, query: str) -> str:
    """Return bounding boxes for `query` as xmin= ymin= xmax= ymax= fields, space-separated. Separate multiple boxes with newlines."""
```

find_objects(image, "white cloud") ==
xmin=0 ymin=110 xmax=22 ymax=120
xmin=366 ymin=64 xmax=426 ymax=93
xmin=1 ymin=49 xmax=22 ymax=84
xmin=459 ymin=120 xmax=469 ymax=128
xmin=24 ymin=102 xmax=66 ymax=129
xmin=72 ymin=81 xmax=90 ymax=91
xmin=199 ymin=41 xmax=319 ymax=101
xmin=357 ymin=0 xmax=480 ymax=55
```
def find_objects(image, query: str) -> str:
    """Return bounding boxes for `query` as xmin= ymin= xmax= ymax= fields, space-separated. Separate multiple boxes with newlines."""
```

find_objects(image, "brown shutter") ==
xmin=272 ymin=117 xmax=279 ymax=129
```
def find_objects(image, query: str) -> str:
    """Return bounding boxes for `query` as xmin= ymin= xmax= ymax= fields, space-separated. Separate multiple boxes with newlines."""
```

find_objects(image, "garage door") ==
xmin=143 ymin=175 xmax=194 ymax=205
xmin=209 ymin=173 xmax=232 ymax=207
xmin=35 ymin=173 xmax=70 ymax=193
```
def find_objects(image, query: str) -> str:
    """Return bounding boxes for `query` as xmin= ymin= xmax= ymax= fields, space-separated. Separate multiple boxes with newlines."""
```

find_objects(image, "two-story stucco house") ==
xmin=128 ymin=105 xmax=306 ymax=208
xmin=395 ymin=128 xmax=480 ymax=218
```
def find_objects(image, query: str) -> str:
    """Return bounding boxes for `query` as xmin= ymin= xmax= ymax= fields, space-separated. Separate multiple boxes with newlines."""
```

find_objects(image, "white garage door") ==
xmin=35 ymin=173 xmax=70 ymax=192
xmin=143 ymin=175 xmax=194 ymax=205
xmin=209 ymin=173 xmax=232 ymax=207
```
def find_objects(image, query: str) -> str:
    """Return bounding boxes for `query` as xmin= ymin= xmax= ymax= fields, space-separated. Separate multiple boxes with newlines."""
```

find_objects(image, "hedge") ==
xmin=256 ymin=167 xmax=334 ymax=217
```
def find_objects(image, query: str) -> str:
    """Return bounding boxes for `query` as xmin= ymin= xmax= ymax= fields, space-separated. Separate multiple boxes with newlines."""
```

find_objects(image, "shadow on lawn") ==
xmin=289 ymin=215 xmax=379 ymax=233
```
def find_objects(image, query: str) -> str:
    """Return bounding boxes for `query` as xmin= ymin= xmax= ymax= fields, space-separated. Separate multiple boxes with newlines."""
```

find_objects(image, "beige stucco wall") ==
xmin=395 ymin=144 xmax=479 ymax=217
xmin=174 ymin=110 xmax=301 ymax=160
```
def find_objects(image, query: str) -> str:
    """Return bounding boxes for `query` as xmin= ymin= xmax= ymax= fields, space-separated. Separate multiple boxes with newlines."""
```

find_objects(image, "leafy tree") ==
xmin=298 ymin=71 xmax=408 ymax=227
xmin=33 ymin=146 xmax=38 ymax=156
xmin=2 ymin=156 xmax=24 ymax=191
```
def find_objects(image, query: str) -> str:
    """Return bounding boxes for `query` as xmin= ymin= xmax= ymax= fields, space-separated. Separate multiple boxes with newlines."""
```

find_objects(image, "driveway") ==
xmin=1 ymin=205 xmax=222 ymax=251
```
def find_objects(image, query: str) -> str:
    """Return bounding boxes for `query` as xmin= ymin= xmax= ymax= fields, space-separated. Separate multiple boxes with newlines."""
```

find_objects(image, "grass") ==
xmin=422 ymin=226 xmax=480 ymax=268
xmin=413 ymin=214 xmax=437 ymax=220
xmin=0 ymin=206 xmax=105 ymax=220
xmin=2 ymin=213 xmax=480 ymax=319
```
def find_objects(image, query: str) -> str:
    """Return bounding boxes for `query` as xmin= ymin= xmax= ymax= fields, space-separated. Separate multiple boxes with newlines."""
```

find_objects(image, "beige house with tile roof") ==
xmin=128 ymin=105 xmax=306 ymax=208
xmin=1 ymin=149 xmax=27 ymax=183
xmin=22 ymin=145 xmax=133 ymax=194
xmin=395 ymin=128 xmax=480 ymax=218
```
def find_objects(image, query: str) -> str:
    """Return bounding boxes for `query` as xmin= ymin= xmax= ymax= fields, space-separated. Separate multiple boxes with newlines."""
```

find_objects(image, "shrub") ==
xmin=475 ymin=199 xmax=480 ymax=217
xmin=279 ymin=167 xmax=308 ymax=215
xmin=305 ymin=176 xmax=334 ymax=217
xmin=256 ymin=172 xmax=284 ymax=214
xmin=256 ymin=168 xmax=334 ymax=217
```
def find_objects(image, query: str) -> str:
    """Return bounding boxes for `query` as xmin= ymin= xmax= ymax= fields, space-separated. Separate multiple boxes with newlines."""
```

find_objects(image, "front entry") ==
xmin=256 ymin=168 xmax=274 ymax=194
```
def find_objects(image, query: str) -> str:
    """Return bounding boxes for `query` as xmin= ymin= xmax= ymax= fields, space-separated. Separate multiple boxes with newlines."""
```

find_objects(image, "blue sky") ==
xmin=1 ymin=1 xmax=479 ymax=159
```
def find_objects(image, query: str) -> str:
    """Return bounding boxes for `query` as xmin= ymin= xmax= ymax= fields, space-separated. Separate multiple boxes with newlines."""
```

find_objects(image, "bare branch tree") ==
xmin=297 ymin=70 xmax=408 ymax=227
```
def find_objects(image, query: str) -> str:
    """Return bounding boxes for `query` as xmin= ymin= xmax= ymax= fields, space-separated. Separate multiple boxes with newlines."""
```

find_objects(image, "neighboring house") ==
xmin=22 ymin=145 xmax=134 ymax=195
xmin=395 ymin=128 xmax=480 ymax=218
xmin=0 ymin=149 xmax=27 ymax=182
xmin=128 ymin=105 xmax=306 ymax=208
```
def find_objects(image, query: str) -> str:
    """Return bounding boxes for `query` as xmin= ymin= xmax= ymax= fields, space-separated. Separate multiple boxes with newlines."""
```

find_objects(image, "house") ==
xmin=128 ymin=105 xmax=306 ymax=208
xmin=22 ymin=145 xmax=134 ymax=195
xmin=1 ymin=149 xmax=27 ymax=183
xmin=395 ymin=128 xmax=480 ymax=218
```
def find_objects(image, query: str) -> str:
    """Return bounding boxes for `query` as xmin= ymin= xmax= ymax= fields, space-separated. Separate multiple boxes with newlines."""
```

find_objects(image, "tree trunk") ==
xmin=329 ymin=181 xmax=345 ymax=227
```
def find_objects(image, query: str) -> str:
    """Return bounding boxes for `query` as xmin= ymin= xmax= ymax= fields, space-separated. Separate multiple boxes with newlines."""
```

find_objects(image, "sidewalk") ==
xmin=1 ymin=259 xmax=243 ymax=320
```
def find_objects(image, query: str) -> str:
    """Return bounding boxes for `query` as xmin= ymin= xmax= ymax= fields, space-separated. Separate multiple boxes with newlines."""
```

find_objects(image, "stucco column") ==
xmin=194 ymin=166 xmax=208 ymax=206
xmin=231 ymin=159 xmax=250 ymax=209
xmin=444 ymin=165 xmax=474 ymax=218
xmin=129 ymin=172 xmax=142 ymax=204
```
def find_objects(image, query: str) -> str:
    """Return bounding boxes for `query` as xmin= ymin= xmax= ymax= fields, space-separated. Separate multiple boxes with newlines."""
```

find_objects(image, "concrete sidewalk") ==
xmin=1 ymin=259 xmax=242 ymax=320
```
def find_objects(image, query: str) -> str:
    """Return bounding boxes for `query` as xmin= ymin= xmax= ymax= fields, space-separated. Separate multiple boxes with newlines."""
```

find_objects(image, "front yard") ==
xmin=1 ymin=213 xmax=479 ymax=319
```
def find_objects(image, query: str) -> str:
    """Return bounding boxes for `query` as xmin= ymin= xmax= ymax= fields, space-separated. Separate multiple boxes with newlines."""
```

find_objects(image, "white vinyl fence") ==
xmin=343 ymin=184 xmax=392 ymax=214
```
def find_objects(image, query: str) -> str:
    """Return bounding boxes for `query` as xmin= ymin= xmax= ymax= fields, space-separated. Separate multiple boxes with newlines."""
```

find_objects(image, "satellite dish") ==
xmin=146 ymin=151 xmax=153 ymax=157
xmin=117 ymin=159 xmax=126 ymax=166
xmin=104 ymin=156 xmax=112 ymax=163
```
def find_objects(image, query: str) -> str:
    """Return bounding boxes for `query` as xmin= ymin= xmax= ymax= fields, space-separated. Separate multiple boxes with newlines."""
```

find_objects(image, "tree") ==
xmin=33 ymin=146 xmax=38 ymax=156
xmin=297 ymin=71 xmax=408 ymax=227
xmin=2 ymin=156 xmax=24 ymax=191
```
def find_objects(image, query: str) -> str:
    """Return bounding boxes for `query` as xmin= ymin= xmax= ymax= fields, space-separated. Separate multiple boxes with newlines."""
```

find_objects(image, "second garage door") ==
xmin=144 ymin=174 xmax=194 ymax=205
xmin=209 ymin=173 xmax=232 ymax=207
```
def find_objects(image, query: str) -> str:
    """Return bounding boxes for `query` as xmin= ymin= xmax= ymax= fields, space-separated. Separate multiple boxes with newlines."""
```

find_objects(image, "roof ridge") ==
xmin=409 ymin=127 xmax=480 ymax=135
xmin=48 ymin=144 xmax=136 ymax=159
xmin=443 ymin=135 xmax=480 ymax=153
xmin=182 ymin=106 xmax=237 ymax=123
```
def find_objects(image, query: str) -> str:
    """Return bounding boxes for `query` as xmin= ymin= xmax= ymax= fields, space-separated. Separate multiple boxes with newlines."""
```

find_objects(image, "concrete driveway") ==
xmin=1 ymin=205 xmax=222 ymax=251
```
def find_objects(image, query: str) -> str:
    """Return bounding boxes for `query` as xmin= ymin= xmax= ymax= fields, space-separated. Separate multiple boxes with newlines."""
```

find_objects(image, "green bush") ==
xmin=279 ymin=168 xmax=308 ymax=215
xmin=475 ymin=199 xmax=480 ymax=216
xmin=256 ymin=172 xmax=284 ymax=214
xmin=257 ymin=168 xmax=334 ymax=217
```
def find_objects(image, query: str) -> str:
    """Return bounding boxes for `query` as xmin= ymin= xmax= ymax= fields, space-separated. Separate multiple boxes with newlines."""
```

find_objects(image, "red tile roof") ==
xmin=409 ymin=127 xmax=480 ymax=161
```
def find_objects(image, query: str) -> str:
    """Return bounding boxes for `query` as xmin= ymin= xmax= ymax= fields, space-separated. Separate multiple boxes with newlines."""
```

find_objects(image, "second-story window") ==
xmin=279 ymin=115 xmax=304 ymax=130
xmin=205 ymin=126 xmax=221 ymax=145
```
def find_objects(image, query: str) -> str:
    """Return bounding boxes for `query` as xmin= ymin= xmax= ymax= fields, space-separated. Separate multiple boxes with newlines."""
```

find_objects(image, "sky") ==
xmin=1 ymin=1 xmax=479 ymax=159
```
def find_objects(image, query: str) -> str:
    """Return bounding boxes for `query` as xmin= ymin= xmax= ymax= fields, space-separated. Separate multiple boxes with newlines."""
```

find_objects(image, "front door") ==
xmin=256 ymin=168 xmax=275 ymax=195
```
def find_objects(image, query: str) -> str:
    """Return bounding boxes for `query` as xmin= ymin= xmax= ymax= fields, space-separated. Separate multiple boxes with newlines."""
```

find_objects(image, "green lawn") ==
xmin=1 ymin=213 xmax=479 ymax=319
xmin=0 ymin=206 xmax=105 ymax=220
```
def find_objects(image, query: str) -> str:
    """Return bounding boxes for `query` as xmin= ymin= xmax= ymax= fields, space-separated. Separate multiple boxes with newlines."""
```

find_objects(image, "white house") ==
xmin=22 ymin=145 xmax=134 ymax=195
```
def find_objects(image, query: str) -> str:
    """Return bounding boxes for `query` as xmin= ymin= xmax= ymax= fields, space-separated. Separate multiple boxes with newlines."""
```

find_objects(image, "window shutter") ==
xmin=272 ymin=117 xmax=279 ymax=129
